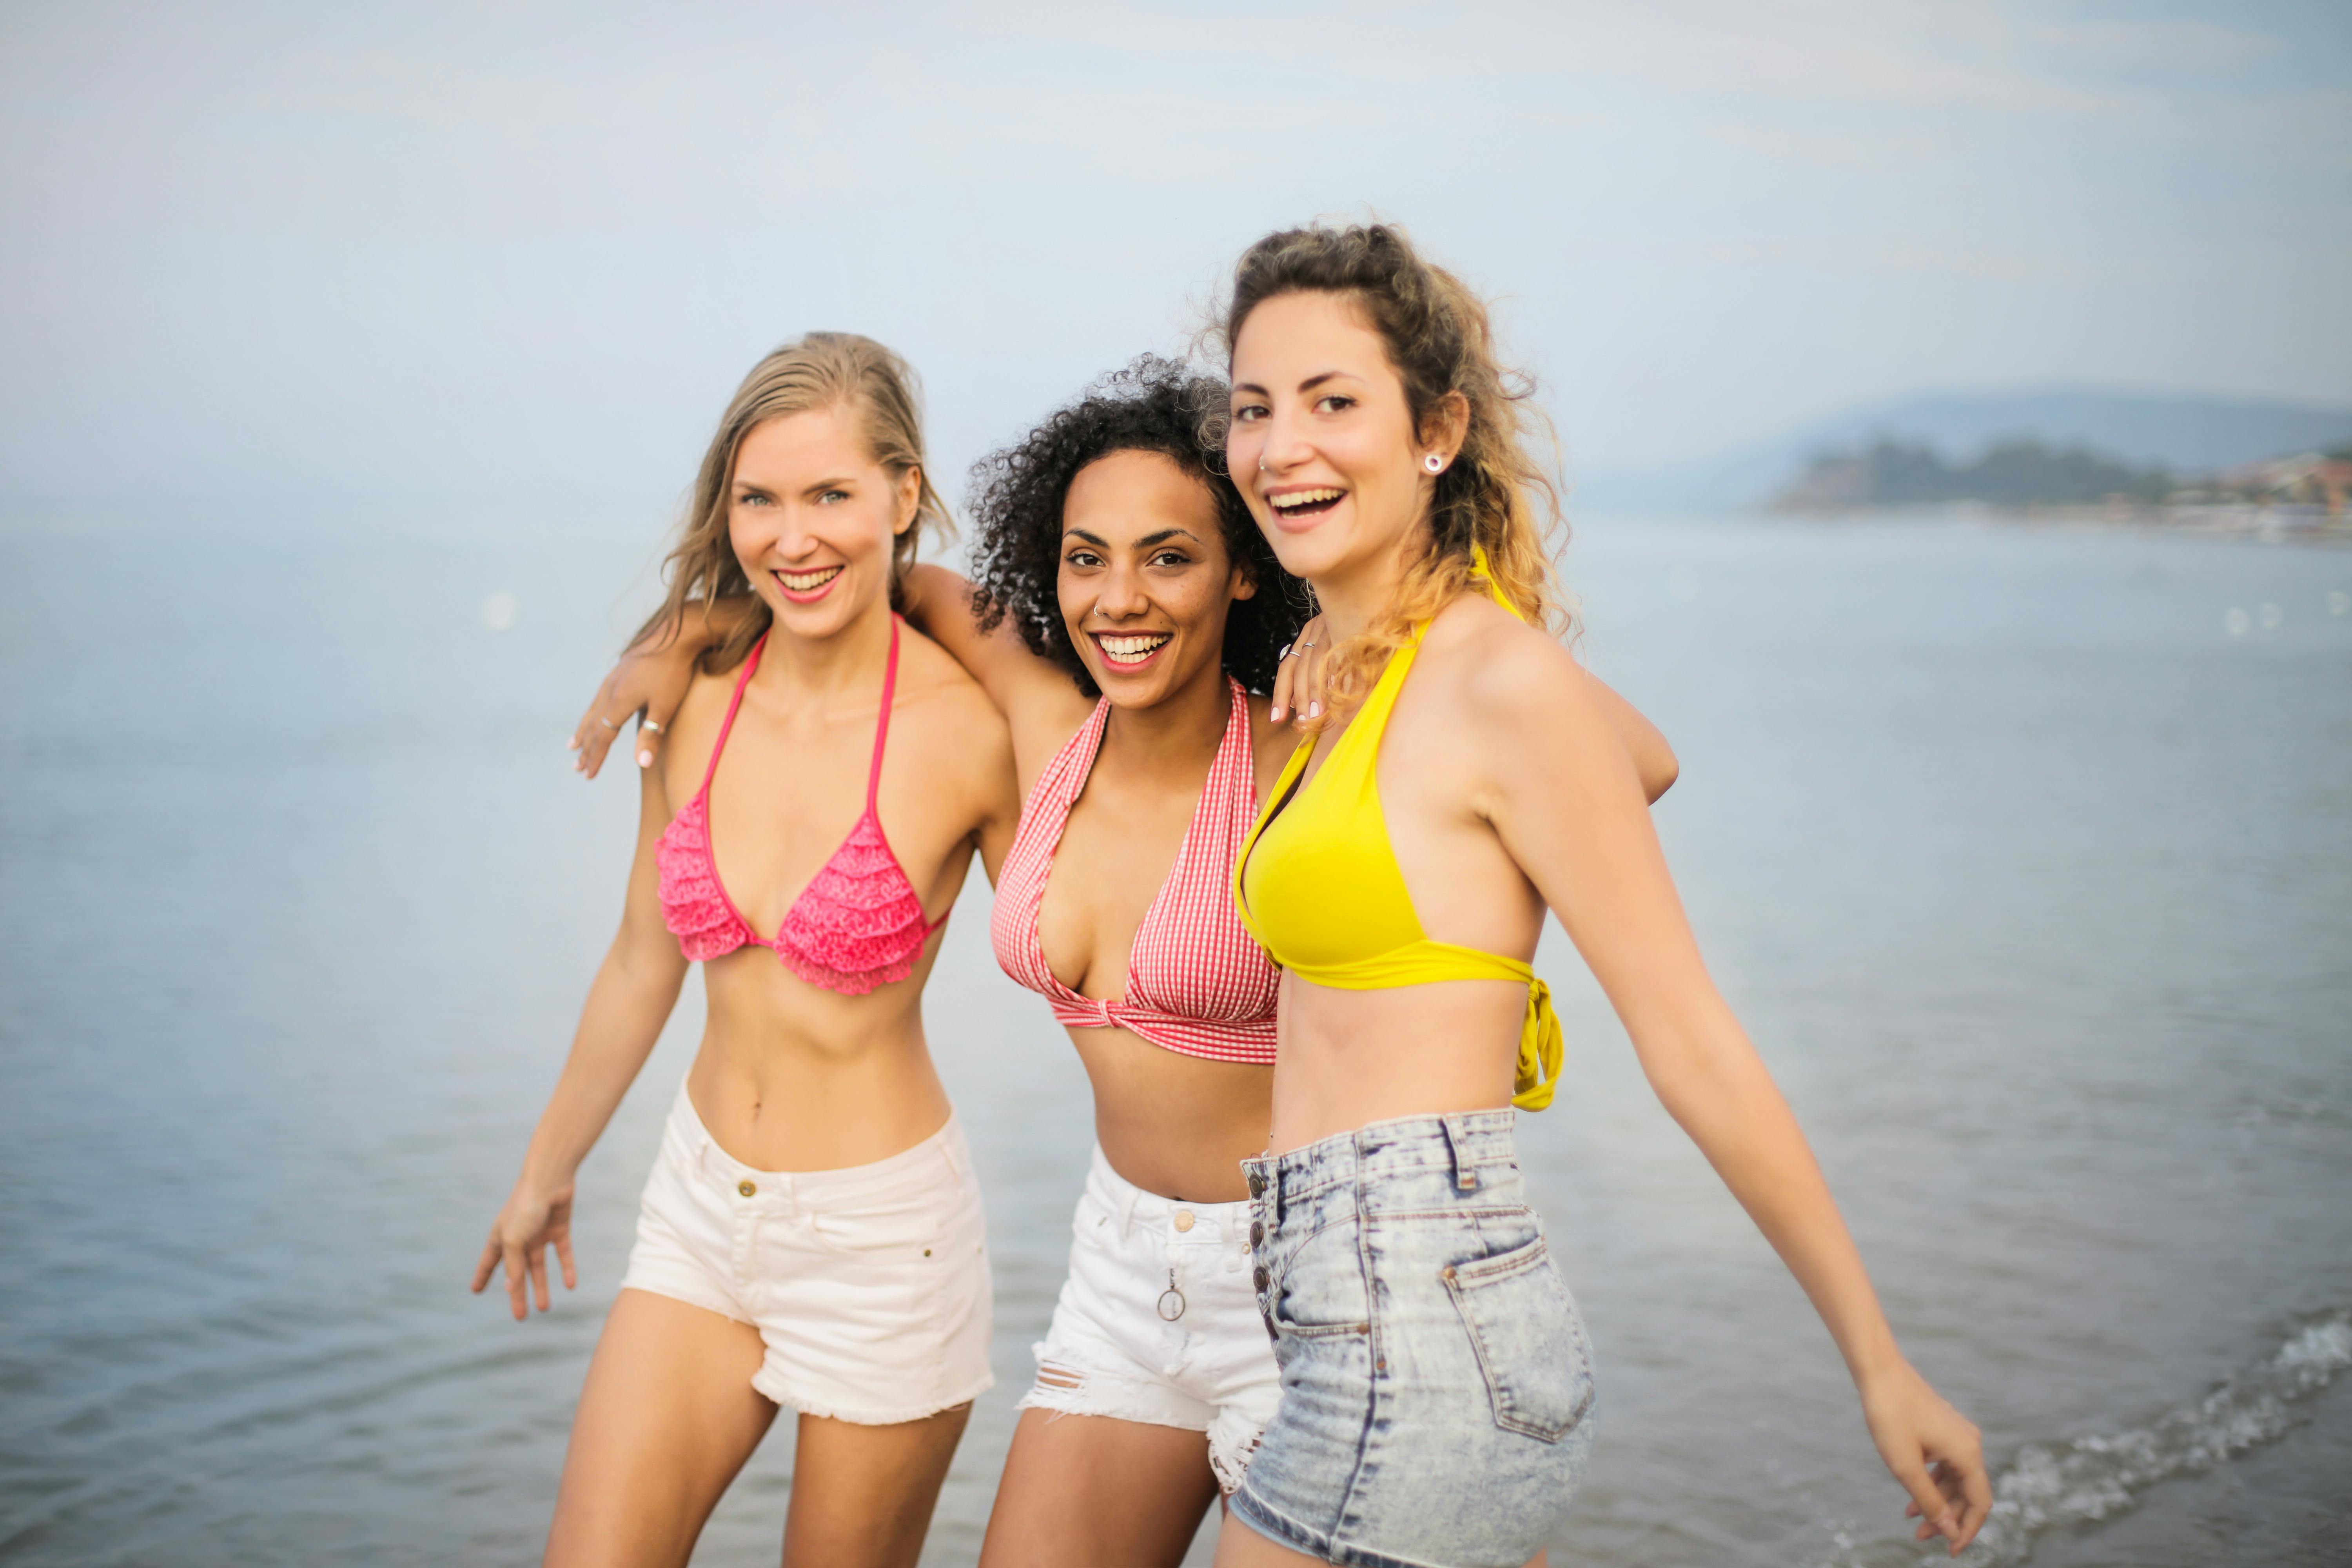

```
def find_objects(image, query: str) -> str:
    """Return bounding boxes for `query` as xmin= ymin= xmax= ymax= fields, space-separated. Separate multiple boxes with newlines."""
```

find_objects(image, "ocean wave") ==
xmin=1817 ymin=1307 xmax=2352 ymax=1568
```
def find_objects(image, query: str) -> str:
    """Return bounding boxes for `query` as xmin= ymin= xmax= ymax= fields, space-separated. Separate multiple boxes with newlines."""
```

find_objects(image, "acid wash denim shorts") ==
xmin=1234 ymin=1111 xmax=1596 ymax=1568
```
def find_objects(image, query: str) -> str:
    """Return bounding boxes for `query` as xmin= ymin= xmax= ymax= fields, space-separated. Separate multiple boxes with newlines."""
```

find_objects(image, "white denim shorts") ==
xmin=1020 ymin=1144 xmax=1281 ymax=1493
xmin=620 ymin=1077 xmax=993 ymax=1425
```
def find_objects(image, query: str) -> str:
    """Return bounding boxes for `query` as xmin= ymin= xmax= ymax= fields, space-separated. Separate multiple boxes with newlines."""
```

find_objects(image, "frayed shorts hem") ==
xmin=754 ymin=1368 xmax=996 ymax=1427
xmin=1014 ymin=1381 xmax=1212 ymax=1433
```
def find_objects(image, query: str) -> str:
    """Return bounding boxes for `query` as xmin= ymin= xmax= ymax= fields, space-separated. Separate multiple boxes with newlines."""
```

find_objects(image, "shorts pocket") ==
xmin=1440 ymin=1234 xmax=1594 ymax=1442
xmin=1269 ymin=1221 xmax=1370 ymax=1338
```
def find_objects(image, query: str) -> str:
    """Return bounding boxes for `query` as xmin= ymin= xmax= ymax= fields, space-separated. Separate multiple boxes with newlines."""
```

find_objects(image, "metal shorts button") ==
xmin=1249 ymin=1220 xmax=1264 ymax=1247
xmin=736 ymin=1179 xmax=756 ymax=1198
xmin=1246 ymin=1171 xmax=1266 ymax=1198
xmin=1252 ymin=1264 xmax=1269 ymax=1291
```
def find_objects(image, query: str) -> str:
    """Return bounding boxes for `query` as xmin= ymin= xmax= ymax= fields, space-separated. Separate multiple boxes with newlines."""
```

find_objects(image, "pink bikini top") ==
xmin=990 ymin=678 xmax=1278 ymax=1064
xmin=656 ymin=617 xmax=945 ymax=995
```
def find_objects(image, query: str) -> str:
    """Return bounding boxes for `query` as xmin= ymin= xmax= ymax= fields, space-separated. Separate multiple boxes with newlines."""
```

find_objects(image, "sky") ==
xmin=2 ymin=0 xmax=2346 ymax=521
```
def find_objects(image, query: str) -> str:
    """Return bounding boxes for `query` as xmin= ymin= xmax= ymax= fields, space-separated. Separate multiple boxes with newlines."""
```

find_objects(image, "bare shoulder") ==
xmin=1415 ymin=594 xmax=1614 ymax=746
xmin=893 ymin=624 xmax=1014 ymax=763
xmin=650 ymin=658 xmax=745 ymax=803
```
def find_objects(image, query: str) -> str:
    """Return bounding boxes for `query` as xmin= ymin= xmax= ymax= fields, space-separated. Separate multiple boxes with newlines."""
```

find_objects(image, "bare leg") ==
xmin=1212 ymin=1510 xmax=1548 ymax=1567
xmin=780 ymin=1401 xmax=972 ymax=1568
xmin=979 ymin=1407 xmax=1220 ymax=1568
xmin=545 ymin=1288 xmax=778 ymax=1568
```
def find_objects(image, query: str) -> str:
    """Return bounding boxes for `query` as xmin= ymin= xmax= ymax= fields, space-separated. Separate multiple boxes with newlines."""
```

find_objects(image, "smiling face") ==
xmin=728 ymin=404 xmax=920 ymax=641
xmin=1225 ymin=290 xmax=1457 ymax=592
xmin=1057 ymin=449 xmax=1254 ymax=709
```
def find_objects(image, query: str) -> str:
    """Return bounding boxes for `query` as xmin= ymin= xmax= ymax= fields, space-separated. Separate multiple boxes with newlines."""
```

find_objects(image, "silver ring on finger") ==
xmin=1279 ymin=643 xmax=1295 ymax=660
xmin=641 ymin=720 xmax=663 ymax=734
xmin=598 ymin=716 xmax=619 ymax=730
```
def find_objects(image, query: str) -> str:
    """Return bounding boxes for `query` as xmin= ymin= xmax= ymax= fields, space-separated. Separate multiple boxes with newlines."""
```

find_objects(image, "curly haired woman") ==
xmin=569 ymin=358 xmax=1677 ymax=1566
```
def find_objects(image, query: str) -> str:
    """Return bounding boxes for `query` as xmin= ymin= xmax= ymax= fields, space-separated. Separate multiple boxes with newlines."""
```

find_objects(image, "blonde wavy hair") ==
xmin=637 ymin=332 xmax=954 ymax=674
xmin=1205 ymin=223 xmax=1568 ymax=723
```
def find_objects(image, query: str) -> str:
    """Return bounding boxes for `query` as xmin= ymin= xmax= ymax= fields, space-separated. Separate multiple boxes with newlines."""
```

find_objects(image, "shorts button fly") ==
xmin=737 ymin=1180 xmax=756 ymax=1198
xmin=1173 ymin=1209 xmax=1194 ymax=1232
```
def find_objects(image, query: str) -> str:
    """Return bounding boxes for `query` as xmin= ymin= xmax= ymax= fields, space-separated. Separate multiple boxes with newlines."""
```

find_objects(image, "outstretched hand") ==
xmin=470 ymin=1179 xmax=578 ymax=1321
xmin=1269 ymin=613 xmax=1331 ymax=725
xmin=1863 ymin=1361 xmax=1991 ymax=1555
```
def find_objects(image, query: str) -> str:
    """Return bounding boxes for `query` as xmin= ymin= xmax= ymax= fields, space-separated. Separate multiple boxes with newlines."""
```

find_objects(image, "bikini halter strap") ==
xmin=867 ymin=614 xmax=902 ymax=814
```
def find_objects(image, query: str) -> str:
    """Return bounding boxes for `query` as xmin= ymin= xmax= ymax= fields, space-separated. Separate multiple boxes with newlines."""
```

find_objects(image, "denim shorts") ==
xmin=1233 ymin=1111 xmax=1596 ymax=1568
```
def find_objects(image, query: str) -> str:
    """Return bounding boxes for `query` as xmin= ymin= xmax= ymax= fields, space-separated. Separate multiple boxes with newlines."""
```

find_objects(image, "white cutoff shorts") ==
xmin=619 ymin=1078 xmax=993 ymax=1425
xmin=1020 ymin=1143 xmax=1281 ymax=1493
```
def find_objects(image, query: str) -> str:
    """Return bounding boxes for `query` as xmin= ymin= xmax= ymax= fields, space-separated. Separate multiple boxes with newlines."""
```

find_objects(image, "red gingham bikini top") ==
xmin=656 ymin=617 xmax=944 ymax=995
xmin=989 ymin=678 xmax=1278 ymax=1064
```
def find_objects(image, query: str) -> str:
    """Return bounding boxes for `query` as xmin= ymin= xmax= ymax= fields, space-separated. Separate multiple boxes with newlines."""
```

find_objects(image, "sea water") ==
xmin=1 ymin=511 xmax=2345 ymax=1566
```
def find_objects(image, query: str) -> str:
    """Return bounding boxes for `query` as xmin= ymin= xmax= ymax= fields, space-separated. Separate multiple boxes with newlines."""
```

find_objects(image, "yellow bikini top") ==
xmin=1232 ymin=552 xmax=1564 ymax=1111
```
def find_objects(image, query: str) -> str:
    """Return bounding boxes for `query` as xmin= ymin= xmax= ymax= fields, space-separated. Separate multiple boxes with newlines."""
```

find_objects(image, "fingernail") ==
xmin=1308 ymin=701 xmax=1321 ymax=718
xmin=1270 ymin=706 xmax=1285 ymax=721
xmin=637 ymin=751 xmax=653 ymax=768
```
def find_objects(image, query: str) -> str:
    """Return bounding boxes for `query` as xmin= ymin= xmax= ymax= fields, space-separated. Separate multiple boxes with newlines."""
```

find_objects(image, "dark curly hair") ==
xmin=967 ymin=356 xmax=1307 ymax=697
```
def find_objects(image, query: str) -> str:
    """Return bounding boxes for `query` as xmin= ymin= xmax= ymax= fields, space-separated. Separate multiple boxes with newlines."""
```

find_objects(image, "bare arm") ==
xmin=470 ymin=760 xmax=690 ymax=1319
xmin=1580 ymin=666 xmax=1678 ymax=802
xmin=1469 ymin=629 xmax=1986 ymax=1553
xmin=569 ymin=596 xmax=758 ymax=777
xmin=570 ymin=570 xmax=1089 ymax=779
xmin=897 ymin=563 xmax=1085 ymax=740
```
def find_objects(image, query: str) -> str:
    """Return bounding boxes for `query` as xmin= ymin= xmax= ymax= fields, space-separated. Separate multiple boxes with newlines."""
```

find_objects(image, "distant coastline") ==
xmin=1575 ymin=388 xmax=2352 ymax=528
xmin=1766 ymin=436 xmax=2352 ymax=540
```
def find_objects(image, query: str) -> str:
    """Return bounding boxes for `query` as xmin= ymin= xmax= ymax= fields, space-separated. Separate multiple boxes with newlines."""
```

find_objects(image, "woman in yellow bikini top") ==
xmin=1207 ymin=221 xmax=1991 ymax=1568
xmin=1236 ymin=558 xmax=1562 ymax=1110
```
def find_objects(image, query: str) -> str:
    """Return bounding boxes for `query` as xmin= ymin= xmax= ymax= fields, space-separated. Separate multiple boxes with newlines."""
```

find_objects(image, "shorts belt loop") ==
xmin=1440 ymin=1113 xmax=1479 ymax=1194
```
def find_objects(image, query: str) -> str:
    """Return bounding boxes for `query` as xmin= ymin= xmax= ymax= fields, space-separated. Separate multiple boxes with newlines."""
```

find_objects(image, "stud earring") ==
xmin=1424 ymin=454 xmax=1445 ymax=474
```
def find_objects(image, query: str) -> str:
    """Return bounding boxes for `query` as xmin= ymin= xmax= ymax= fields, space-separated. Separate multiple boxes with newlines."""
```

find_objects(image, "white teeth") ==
xmin=777 ymin=566 xmax=842 ymax=590
xmin=1270 ymin=488 xmax=1343 ymax=510
xmin=1097 ymin=633 xmax=1171 ymax=662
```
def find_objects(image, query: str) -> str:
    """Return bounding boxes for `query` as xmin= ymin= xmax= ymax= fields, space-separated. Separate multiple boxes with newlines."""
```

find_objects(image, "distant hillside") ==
xmin=1770 ymin=437 xmax=2172 ymax=513
xmin=1577 ymin=388 xmax=2352 ymax=515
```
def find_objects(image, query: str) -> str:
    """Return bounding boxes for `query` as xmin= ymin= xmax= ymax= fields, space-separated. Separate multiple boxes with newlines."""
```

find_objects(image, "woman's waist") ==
xmin=1245 ymin=1109 xmax=1525 ymax=1223
xmin=684 ymin=1033 xmax=951 ymax=1174
xmin=1278 ymin=973 xmax=1527 ymax=1060
xmin=1262 ymin=981 xmax=1527 ymax=1154
xmin=1069 ymin=1024 xmax=1270 ymax=1201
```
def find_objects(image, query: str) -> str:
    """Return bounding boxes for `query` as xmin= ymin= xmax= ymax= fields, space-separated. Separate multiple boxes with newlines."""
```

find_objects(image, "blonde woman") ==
xmin=472 ymin=334 xmax=1018 ymax=1568
xmin=1212 ymin=226 xmax=1992 ymax=1568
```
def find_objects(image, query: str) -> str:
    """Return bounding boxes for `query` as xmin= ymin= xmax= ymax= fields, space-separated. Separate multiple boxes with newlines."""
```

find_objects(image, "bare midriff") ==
xmin=1264 ymin=975 xmax=1528 ymax=1156
xmin=687 ymin=936 xmax=955 ymax=1173
xmin=1065 ymin=1023 xmax=1272 ymax=1202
